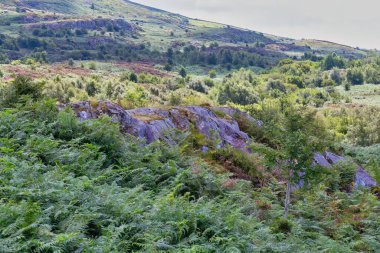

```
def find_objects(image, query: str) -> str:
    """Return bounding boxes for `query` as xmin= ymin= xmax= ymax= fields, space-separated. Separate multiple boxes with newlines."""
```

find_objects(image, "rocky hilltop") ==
xmin=67 ymin=100 xmax=377 ymax=189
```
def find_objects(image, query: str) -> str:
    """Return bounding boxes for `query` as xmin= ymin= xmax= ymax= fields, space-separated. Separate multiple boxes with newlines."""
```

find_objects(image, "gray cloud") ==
xmin=131 ymin=0 xmax=380 ymax=49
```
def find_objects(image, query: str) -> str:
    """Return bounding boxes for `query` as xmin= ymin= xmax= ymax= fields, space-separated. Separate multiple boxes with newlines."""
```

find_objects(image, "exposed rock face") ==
xmin=314 ymin=152 xmax=377 ymax=188
xmin=69 ymin=101 xmax=377 ymax=189
xmin=29 ymin=18 xmax=133 ymax=31
xmin=71 ymin=101 xmax=255 ymax=149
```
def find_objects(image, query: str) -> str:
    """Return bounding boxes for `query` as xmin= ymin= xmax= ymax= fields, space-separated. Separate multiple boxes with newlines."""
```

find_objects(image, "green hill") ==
xmin=0 ymin=0 xmax=367 ymax=68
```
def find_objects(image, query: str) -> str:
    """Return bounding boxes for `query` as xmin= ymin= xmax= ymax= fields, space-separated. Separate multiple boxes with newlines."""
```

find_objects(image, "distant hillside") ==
xmin=0 ymin=0 xmax=368 ymax=68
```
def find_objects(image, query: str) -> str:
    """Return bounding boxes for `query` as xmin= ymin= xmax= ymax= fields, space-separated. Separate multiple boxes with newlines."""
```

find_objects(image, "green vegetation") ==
xmin=0 ymin=85 xmax=379 ymax=252
xmin=0 ymin=0 xmax=380 ymax=252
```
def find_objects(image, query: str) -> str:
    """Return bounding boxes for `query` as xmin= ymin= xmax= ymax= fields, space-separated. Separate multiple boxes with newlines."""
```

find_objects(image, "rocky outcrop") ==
xmin=314 ymin=152 xmax=377 ymax=188
xmin=29 ymin=18 xmax=133 ymax=31
xmin=68 ymin=101 xmax=377 ymax=189
xmin=71 ymin=101 xmax=257 ymax=149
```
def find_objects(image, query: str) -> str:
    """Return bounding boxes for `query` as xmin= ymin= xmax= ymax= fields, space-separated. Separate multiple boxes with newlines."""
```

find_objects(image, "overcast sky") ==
xmin=131 ymin=0 xmax=380 ymax=49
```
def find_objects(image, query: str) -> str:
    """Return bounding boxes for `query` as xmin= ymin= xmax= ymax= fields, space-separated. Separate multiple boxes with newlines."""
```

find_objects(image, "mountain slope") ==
xmin=0 ymin=0 xmax=367 ymax=66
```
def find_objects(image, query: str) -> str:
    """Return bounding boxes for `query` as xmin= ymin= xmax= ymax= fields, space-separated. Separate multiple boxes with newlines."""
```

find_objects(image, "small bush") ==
xmin=89 ymin=62 xmax=97 ymax=70
xmin=271 ymin=218 xmax=293 ymax=234
xmin=209 ymin=69 xmax=217 ymax=78
xmin=203 ymin=78 xmax=214 ymax=87
xmin=326 ymin=161 xmax=357 ymax=192
xmin=0 ymin=75 xmax=43 ymax=107
xmin=187 ymin=81 xmax=207 ymax=93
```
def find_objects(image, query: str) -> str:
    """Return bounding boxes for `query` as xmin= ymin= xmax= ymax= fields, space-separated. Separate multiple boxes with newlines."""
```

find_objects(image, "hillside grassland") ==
xmin=335 ymin=84 xmax=380 ymax=107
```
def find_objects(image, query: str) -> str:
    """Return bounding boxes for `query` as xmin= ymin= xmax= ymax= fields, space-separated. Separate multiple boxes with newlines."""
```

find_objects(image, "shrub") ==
xmin=187 ymin=81 xmax=207 ymax=93
xmin=203 ymin=78 xmax=214 ymax=87
xmin=68 ymin=58 xmax=74 ymax=67
xmin=179 ymin=67 xmax=187 ymax=78
xmin=322 ymin=53 xmax=345 ymax=70
xmin=209 ymin=146 xmax=262 ymax=180
xmin=89 ymin=62 xmax=97 ymax=70
xmin=169 ymin=93 xmax=182 ymax=105
xmin=266 ymin=79 xmax=286 ymax=93
xmin=330 ymin=68 xmax=343 ymax=85
xmin=129 ymin=72 xmax=138 ymax=83
xmin=0 ymin=75 xmax=43 ymax=107
xmin=209 ymin=69 xmax=217 ymax=78
xmin=347 ymin=68 xmax=364 ymax=85
xmin=364 ymin=64 xmax=380 ymax=84
xmin=326 ymin=161 xmax=357 ymax=192
xmin=121 ymin=85 xmax=148 ymax=108
xmin=217 ymin=75 xmax=259 ymax=105
xmin=271 ymin=218 xmax=293 ymax=234
xmin=85 ymin=81 xmax=98 ymax=96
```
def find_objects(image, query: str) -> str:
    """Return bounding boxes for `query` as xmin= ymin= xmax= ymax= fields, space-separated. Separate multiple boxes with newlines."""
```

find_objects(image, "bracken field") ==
xmin=0 ymin=1 xmax=380 ymax=252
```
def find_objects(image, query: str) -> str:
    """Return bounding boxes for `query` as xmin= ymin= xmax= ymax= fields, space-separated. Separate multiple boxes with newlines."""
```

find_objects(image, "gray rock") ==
xmin=313 ymin=152 xmax=377 ymax=189
xmin=313 ymin=153 xmax=331 ymax=168
xmin=355 ymin=168 xmax=377 ymax=188
xmin=69 ymin=101 xmax=377 ymax=189
xmin=70 ymin=101 xmax=251 ymax=149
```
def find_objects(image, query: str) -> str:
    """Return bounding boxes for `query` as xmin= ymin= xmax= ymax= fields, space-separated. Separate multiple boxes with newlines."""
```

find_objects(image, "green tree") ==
xmin=330 ymin=68 xmax=343 ymax=85
xmin=255 ymin=103 xmax=329 ymax=218
xmin=86 ymin=81 xmax=98 ymax=96
xmin=179 ymin=67 xmax=187 ymax=78
xmin=0 ymin=75 xmax=43 ymax=107
xmin=344 ymin=81 xmax=351 ymax=91
xmin=347 ymin=67 xmax=364 ymax=85
xmin=217 ymin=80 xmax=259 ymax=105
xmin=68 ymin=58 xmax=74 ymax=67
xmin=364 ymin=64 xmax=380 ymax=84
xmin=322 ymin=53 xmax=345 ymax=70
xmin=129 ymin=72 xmax=138 ymax=83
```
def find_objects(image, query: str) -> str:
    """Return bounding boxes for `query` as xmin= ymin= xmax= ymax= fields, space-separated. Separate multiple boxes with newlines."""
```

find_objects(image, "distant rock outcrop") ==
xmin=68 ymin=101 xmax=377 ymax=189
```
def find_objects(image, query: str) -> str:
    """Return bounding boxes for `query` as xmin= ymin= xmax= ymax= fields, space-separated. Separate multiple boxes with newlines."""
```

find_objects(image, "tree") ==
xmin=179 ymin=67 xmax=187 ymax=78
xmin=322 ymin=53 xmax=345 ymax=70
xmin=86 ymin=81 xmax=98 ymax=96
xmin=347 ymin=68 xmax=364 ymax=85
xmin=364 ymin=64 xmax=380 ymax=84
xmin=0 ymin=75 xmax=43 ymax=107
xmin=330 ymin=68 xmax=343 ymax=85
xmin=255 ymin=103 xmax=329 ymax=218
xmin=129 ymin=72 xmax=138 ymax=83
xmin=68 ymin=58 xmax=74 ymax=67
xmin=207 ymin=53 xmax=218 ymax=65
xmin=217 ymin=80 xmax=259 ymax=105
xmin=266 ymin=79 xmax=286 ymax=93
xmin=344 ymin=81 xmax=351 ymax=91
